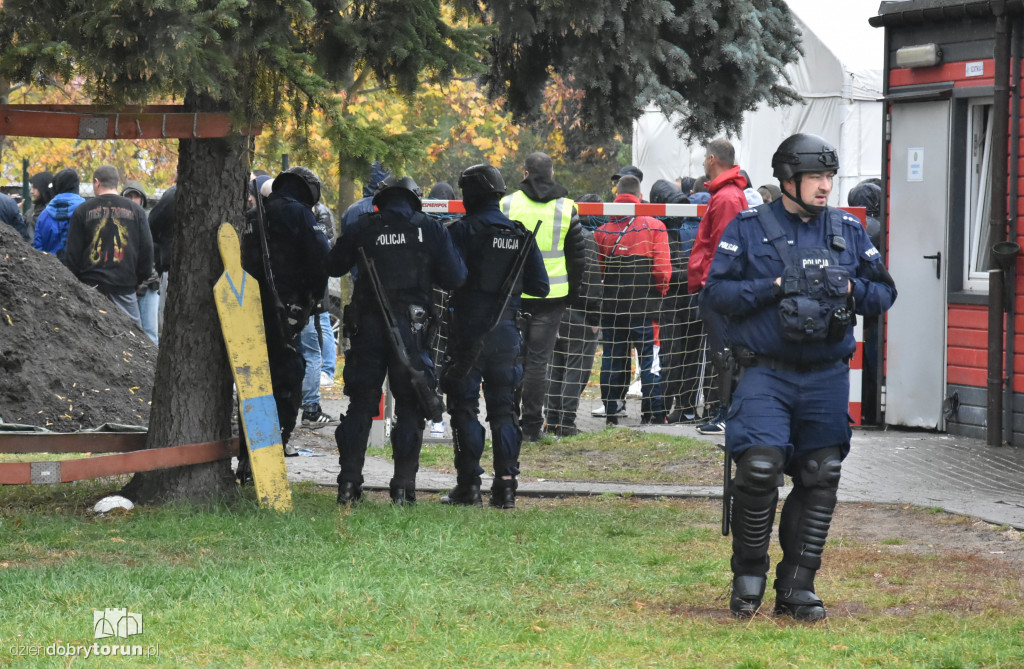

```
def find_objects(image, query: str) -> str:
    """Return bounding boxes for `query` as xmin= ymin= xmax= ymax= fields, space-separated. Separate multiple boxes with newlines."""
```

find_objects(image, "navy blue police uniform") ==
xmin=704 ymin=172 xmax=896 ymax=620
xmin=443 ymin=199 xmax=548 ymax=507
xmin=325 ymin=183 xmax=467 ymax=505
xmin=705 ymin=200 xmax=896 ymax=459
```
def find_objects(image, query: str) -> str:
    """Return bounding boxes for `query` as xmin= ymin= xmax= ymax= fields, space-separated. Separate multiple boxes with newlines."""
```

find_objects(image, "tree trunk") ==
xmin=121 ymin=130 xmax=251 ymax=505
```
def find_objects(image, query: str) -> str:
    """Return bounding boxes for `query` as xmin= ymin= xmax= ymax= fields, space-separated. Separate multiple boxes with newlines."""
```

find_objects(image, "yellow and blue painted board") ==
xmin=213 ymin=224 xmax=292 ymax=511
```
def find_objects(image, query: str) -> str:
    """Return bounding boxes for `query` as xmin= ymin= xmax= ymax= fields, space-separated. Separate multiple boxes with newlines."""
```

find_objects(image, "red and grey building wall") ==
xmin=872 ymin=0 xmax=1024 ymax=445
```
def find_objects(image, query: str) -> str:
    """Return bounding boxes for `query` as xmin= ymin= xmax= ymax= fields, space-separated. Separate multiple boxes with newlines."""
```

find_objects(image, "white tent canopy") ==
xmin=632 ymin=12 xmax=883 ymax=206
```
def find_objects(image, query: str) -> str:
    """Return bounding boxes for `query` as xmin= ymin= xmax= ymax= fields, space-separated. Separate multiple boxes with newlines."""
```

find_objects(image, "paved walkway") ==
xmin=287 ymin=392 xmax=1024 ymax=529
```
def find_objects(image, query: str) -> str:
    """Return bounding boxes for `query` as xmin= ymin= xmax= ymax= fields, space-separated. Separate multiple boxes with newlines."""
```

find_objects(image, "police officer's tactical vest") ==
xmin=500 ymin=190 xmax=574 ymax=299
xmin=357 ymin=210 xmax=434 ymax=307
xmin=751 ymin=204 xmax=852 ymax=344
xmin=463 ymin=216 xmax=529 ymax=295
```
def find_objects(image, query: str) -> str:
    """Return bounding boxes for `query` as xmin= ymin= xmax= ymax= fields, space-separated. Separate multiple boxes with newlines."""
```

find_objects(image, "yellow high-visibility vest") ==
xmin=500 ymin=191 xmax=575 ymax=299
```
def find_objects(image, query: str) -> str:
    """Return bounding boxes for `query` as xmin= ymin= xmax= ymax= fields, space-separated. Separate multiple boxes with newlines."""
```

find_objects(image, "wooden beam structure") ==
xmin=0 ymin=433 xmax=239 ymax=485
xmin=0 ymin=104 xmax=261 ymax=139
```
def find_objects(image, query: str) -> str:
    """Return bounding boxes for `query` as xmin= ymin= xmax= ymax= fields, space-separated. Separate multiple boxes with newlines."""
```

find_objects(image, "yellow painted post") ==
xmin=213 ymin=224 xmax=292 ymax=511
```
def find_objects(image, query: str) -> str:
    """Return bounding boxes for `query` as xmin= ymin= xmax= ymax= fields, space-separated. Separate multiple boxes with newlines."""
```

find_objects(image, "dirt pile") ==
xmin=0 ymin=223 xmax=155 ymax=430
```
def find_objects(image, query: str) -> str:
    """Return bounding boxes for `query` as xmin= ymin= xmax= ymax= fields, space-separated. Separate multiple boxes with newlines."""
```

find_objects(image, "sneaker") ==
xmin=302 ymin=404 xmax=339 ymax=428
xmin=696 ymin=419 xmax=726 ymax=436
xmin=320 ymin=372 xmax=335 ymax=388
xmin=592 ymin=401 xmax=627 ymax=417
xmin=428 ymin=421 xmax=446 ymax=438
xmin=666 ymin=408 xmax=695 ymax=424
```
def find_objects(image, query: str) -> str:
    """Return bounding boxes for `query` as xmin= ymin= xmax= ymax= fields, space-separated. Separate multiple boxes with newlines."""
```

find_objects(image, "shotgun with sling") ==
xmin=357 ymin=247 xmax=445 ymax=422
xmin=439 ymin=220 xmax=541 ymax=393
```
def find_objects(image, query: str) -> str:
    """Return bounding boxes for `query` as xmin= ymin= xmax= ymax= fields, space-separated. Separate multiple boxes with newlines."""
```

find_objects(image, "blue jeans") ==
xmin=105 ymin=291 xmax=143 ymax=330
xmin=599 ymin=313 xmax=665 ymax=417
xmin=319 ymin=311 xmax=337 ymax=378
xmin=299 ymin=315 xmax=323 ymax=409
xmin=138 ymin=287 xmax=160 ymax=345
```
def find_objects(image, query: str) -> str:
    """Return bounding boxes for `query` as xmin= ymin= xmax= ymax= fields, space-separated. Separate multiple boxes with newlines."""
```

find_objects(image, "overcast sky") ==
xmin=785 ymin=0 xmax=886 ymax=71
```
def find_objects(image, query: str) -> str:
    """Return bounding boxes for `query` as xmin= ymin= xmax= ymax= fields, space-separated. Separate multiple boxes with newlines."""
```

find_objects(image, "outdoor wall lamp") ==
xmin=895 ymin=43 xmax=942 ymax=68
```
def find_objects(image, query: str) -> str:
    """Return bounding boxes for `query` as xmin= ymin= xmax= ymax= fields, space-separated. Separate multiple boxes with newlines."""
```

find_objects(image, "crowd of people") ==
xmin=2 ymin=133 xmax=895 ymax=620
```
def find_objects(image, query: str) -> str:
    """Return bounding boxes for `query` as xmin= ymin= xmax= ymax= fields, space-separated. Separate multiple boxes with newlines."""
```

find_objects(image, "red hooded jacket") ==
xmin=687 ymin=164 xmax=749 ymax=293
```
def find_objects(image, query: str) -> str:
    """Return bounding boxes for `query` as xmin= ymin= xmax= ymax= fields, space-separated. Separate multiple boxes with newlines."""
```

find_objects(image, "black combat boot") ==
xmin=337 ymin=481 xmax=363 ymax=505
xmin=489 ymin=477 xmax=517 ymax=509
xmin=441 ymin=476 xmax=483 ymax=506
xmin=389 ymin=478 xmax=416 ymax=506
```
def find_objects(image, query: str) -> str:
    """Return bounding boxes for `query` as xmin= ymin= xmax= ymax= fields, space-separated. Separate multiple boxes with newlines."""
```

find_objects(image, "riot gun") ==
xmin=357 ymin=247 xmax=445 ymax=422
xmin=439 ymin=220 xmax=541 ymax=393
xmin=251 ymin=186 xmax=291 ymax=344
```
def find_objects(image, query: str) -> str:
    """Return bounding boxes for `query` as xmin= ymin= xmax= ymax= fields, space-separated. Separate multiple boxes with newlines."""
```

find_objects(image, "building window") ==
xmin=963 ymin=99 xmax=993 ymax=292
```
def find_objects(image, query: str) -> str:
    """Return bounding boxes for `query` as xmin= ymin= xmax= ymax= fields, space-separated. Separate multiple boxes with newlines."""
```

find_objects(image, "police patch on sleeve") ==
xmin=863 ymin=245 xmax=880 ymax=259
xmin=718 ymin=240 xmax=740 ymax=253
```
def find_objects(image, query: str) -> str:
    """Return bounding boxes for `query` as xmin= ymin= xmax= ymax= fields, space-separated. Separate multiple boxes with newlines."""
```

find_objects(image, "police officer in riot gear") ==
xmin=325 ymin=176 xmax=467 ymax=506
xmin=240 ymin=165 xmax=330 ymax=463
xmin=440 ymin=164 xmax=549 ymax=509
xmin=703 ymin=133 xmax=897 ymax=620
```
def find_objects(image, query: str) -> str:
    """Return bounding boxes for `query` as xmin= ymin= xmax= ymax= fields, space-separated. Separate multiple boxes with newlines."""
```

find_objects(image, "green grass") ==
xmin=1 ymin=481 xmax=1022 ymax=667
xmin=369 ymin=429 xmax=720 ymax=485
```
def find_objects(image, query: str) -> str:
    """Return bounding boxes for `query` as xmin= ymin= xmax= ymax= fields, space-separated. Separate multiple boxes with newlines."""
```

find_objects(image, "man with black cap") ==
xmin=500 ymin=152 xmax=587 ymax=441
xmin=64 ymin=165 xmax=153 ymax=328
xmin=240 ymin=165 xmax=331 ymax=461
xmin=441 ymin=164 xmax=548 ymax=509
xmin=326 ymin=176 xmax=467 ymax=506
xmin=611 ymin=165 xmax=644 ymax=191
xmin=704 ymin=133 xmax=897 ymax=621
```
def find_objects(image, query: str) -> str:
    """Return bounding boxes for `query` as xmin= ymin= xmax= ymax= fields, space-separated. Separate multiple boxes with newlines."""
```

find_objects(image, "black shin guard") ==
xmin=728 ymin=446 xmax=785 ymax=617
xmin=774 ymin=446 xmax=842 ymax=621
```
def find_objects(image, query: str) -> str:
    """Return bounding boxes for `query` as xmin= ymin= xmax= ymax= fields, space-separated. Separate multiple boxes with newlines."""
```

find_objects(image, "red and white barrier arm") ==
xmin=420 ymin=200 xmax=707 ymax=217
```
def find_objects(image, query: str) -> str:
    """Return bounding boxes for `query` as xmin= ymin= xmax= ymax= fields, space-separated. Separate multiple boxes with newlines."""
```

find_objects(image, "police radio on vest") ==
xmin=376 ymin=232 xmax=407 ymax=245
xmin=493 ymin=237 xmax=520 ymax=250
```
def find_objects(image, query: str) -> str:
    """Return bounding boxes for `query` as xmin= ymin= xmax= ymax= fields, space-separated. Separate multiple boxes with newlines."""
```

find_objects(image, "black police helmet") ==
xmin=458 ymin=164 xmax=507 ymax=201
xmin=372 ymin=175 xmax=422 ymax=212
xmin=771 ymin=133 xmax=839 ymax=182
xmin=285 ymin=165 xmax=322 ymax=205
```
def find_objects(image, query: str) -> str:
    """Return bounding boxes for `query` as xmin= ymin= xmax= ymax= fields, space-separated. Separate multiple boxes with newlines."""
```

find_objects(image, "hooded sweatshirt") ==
xmin=687 ymin=164 xmax=749 ymax=293
xmin=33 ymin=168 xmax=85 ymax=256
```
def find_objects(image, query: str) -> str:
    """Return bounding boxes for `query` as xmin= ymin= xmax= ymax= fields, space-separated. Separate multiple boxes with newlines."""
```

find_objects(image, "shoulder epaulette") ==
xmin=737 ymin=207 xmax=759 ymax=219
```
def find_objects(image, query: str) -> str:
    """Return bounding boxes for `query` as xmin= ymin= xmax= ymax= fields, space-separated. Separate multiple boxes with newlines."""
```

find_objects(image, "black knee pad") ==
xmin=792 ymin=446 xmax=843 ymax=490
xmin=733 ymin=446 xmax=786 ymax=494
